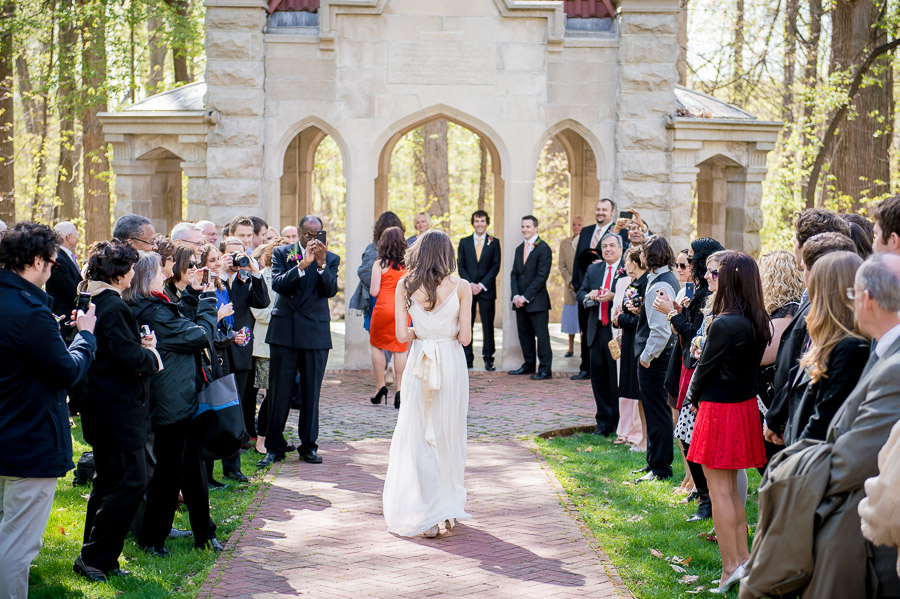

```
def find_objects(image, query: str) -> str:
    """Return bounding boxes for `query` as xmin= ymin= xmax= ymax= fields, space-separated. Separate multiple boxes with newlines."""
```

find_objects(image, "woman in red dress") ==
xmin=369 ymin=226 xmax=409 ymax=408
xmin=686 ymin=251 xmax=772 ymax=593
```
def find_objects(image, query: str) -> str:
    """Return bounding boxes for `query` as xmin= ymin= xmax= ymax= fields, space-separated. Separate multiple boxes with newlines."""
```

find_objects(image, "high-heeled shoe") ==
xmin=370 ymin=386 xmax=388 ymax=405
xmin=394 ymin=391 xmax=401 ymax=409
xmin=710 ymin=562 xmax=747 ymax=594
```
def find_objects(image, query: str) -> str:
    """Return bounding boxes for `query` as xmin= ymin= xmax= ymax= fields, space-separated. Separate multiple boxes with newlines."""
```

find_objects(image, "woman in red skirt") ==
xmin=686 ymin=251 xmax=772 ymax=593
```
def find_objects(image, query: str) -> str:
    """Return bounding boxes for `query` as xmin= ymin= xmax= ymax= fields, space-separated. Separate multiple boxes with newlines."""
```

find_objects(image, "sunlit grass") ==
xmin=536 ymin=433 xmax=761 ymax=599
xmin=28 ymin=419 xmax=267 ymax=599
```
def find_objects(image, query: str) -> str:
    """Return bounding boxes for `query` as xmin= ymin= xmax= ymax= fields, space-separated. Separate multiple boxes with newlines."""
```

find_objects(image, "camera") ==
xmin=228 ymin=252 xmax=250 ymax=268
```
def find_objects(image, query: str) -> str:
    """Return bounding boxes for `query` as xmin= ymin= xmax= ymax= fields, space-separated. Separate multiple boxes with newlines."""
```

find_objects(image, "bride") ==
xmin=382 ymin=229 xmax=473 ymax=538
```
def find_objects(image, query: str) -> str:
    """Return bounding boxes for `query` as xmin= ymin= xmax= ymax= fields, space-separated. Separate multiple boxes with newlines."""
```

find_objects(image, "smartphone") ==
xmin=201 ymin=269 xmax=210 ymax=286
xmin=685 ymin=282 xmax=695 ymax=300
xmin=316 ymin=230 xmax=327 ymax=245
xmin=619 ymin=210 xmax=634 ymax=220
xmin=140 ymin=325 xmax=152 ymax=338
xmin=76 ymin=292 xmax=91 ymax=314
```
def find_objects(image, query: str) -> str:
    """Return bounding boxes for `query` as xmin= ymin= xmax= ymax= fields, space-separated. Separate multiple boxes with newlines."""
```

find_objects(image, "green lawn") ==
xmin=535 ymin=433 xmax=761 ymax=599
xmin=28 ymin=419 xmax=268 ymax=599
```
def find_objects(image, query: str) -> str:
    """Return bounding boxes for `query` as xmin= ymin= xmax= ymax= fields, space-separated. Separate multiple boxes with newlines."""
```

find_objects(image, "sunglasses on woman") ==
xmin=707 ymin=269 xmax=719 ymax=280
xmin=676 ymin=262 xmax=689 ymax=270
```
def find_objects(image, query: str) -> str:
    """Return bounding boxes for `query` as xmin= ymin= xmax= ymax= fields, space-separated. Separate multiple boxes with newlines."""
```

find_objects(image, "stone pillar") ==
xmin=281 ymin=135 xmax=300 ymax=229
xmin=111 ymin=160 xmax=155 ymax=221
xmin=671 ymin=144 xmax=699 ymax=251
xmin=740 ymin=143 xmax=774 ymax=257
xmin=204 ymin=0 xmax=267 ymax=224
xmin=343 ymin=141 xmax=375 ymax=370
xmin=697 ymin=162 xmax=727 ymax=242
xmin=615 ymin=0 xmax=678 ymax=236
xmin=182 ymin=161 xmax=209 ymax=222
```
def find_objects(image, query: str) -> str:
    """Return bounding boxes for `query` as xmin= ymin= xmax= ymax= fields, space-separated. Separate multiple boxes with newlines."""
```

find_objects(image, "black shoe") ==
xmin=109 ymin=568 xmax=131 ymax=578
xmin=224 ymin=470 xmax=249 ymax=483
xmin=570 ymin=370 xmax=590 ymax=380
xmin=141 ymin=545 xmax=169 ymax=558
xmin=635 ymin=472 xmax=671 ymax=483
xmin=394 ymin=391 xmax=401 ymax=410
xmin=509 ymin=366 xmax=536 ymax=375
xmin=631 ymin=465 xmax=650 ymax=474
xmin=370 ymin=385 xmax=388 ymax=405
xmin=594 ymin=427 xmax=614 ymax=437
xmin=201 ymin=538 xmax=225 ymax=552
xmin=73 ymin=555 xmax=108 ymax=582
xmin=484 ymin=361 xmax=495 ymax=372
xmin=564 ymin=351 xmax=574 ymax=358
xmin=168 ymin=527 xmax=193 ymax=540
xmin=686 ymin=508 xmax=712 ymax=522
xmin=530 ymin=371 xmax=552 ymax=380
xmin=466 ymin=362 xmax=474 ymax=369
xmin=298 ymin=449 xmax=323 ymax=464
xmin=240 ymin=438 xmax=253 ymax=450
xmin=285 ymin=444 xmax=296 ymax=452
xmin=208 ymin=478 xmax=226 ymax=489
xmin=255 ymin=452 xmax=285 ymax=468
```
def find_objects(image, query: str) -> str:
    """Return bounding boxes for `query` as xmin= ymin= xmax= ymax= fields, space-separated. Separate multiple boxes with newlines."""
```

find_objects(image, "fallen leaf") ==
xmin=670 ymin=564 xmax=687 ymax=574
xmin=627 ymin=515 xmax=643 ymax=522
xmin=680 ymin=575 xmax=700 ymax=584
xmin=685 ymin=587 xmax=706 ymax=594
xmin=58 ymin=526 xmax=66 ymax=536
xmin=650 ymin=548 xmax=664 ymax=559
xmin=679 ymin=556 xmax=694 ymax=566
xmin=621 ymin=481 xmax=633 ymax=486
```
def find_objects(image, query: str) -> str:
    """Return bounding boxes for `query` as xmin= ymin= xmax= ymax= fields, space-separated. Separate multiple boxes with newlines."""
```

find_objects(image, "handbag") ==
xmin=608 ymin=336 xmax=621 ymax=360
xmin=194 ymin=373 xmax=248 ymax=460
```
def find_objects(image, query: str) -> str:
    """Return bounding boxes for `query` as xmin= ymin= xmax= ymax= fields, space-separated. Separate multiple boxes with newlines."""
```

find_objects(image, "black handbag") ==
xmin=193 ymin=373 xmax=248 ymax=460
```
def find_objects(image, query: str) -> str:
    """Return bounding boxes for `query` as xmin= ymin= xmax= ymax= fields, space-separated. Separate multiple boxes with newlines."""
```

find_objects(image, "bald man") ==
xmin=281 ymin=225 xmax=299 ymax=244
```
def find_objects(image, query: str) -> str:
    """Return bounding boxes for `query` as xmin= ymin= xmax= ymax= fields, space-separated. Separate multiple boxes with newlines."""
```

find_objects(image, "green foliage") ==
xmin=537 ymin=433 xmax=761 ymax=598
xmin=28 ymin=419 xmax=266 ymax=599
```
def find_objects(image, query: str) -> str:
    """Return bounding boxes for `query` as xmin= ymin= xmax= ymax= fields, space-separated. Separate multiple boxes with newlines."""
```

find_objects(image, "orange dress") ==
xmin=370 ymin=266 xmax=409 ymax=352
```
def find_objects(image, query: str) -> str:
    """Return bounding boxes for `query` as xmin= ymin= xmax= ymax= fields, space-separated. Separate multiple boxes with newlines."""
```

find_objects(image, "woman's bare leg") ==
xmin=371 ymin=346 xmax=386 ymax=390
xmin=704 ymin=467 xmax=741 ymax=584
xmin=393 ymin=351 xmax=409 ymax=392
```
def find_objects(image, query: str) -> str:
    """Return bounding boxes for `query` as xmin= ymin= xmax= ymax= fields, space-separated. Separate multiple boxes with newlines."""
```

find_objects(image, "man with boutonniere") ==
xmin=457 ymin=210 xmax=501 ymax=372
xmin=258 ymin=215 xmax=340 ymax=468
xmin=509 ymin=215 xmax=553 ymax=380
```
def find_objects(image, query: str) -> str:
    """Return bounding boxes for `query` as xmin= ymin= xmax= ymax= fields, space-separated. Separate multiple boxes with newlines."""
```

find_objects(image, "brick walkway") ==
xmin=199 ymin=372 xmax=631 ymax=598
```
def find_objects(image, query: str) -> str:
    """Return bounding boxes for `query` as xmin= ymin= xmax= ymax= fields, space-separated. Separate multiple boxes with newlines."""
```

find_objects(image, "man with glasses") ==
xmin=196 ymin=220 xmax=218 ymax=245
xmin=171 ymin=222 xmax=204 ymax=259
xmin=113 ymin=214 xmax=157 ymax=251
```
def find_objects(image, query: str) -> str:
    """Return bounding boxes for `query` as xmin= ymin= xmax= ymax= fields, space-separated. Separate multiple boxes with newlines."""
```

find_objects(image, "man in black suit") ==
xmin=509 ymin=215 xmax=553 ymax=380
xmin=259 ymin=215 xmax=339 ymax=467
xmin=220 ymin=236 xmax=269 ymax=480
xmin=46 ymin=221 xmax=83 ymax=325
xmin=457 ymin=210 xmax=501 ymax=371
xmin=576 ymin=233 xmax=625 ymax=436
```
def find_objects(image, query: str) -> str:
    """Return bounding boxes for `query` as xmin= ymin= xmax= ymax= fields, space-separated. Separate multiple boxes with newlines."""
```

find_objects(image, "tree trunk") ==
xmin=15 ymin=55 xmax=39 ymax=137
xmin=422 ymin=120 xmax=449 ymax=229
xmin=56 ymin=0 xmax=77 ymax=220
xmin=31 ymin=0 xmax=55 ymax=223
xmin=782 ymin=0 xmax=797 ymax=124
xmin=147 ymin=15 xmax=165 ymax=94
xmin=828 ymin=0 xmax=892 ymax=209
xmin=164 ymin=0 xmax=193 ymax=84
xmin=0 ymin=0 xmax=14 ymax=223
xmin=731 ymin=0 xmax=744 ymax=103
xmin=477 ymin=138 xmax=488 ymax=212
xmin=802 ymin=0 xmax=823 ymax=208
xmin=676 ymin=0 xmax=689 ymax=86
xmin=81 ymin=0 xmax=109 ymax=242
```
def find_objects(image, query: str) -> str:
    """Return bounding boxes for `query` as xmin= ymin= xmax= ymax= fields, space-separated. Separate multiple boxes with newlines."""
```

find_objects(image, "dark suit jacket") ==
xmin=766 ymin=295 xmax=812 ymax=433
xmin=224 ymin=271 xmax=269 ymax=372
xmin=572 ymin=223 xmax=630 ymax=290
xmin=45 ymin=249 xmax=82 ymax=322
xmin=510 ymin=237 xmax=552 ymax=313
xmin=457 ymin=234 xmax=501 ymax=300
xmin=266 ymin=242 xmax=340 ymax=350
xmin=576 ymin=259 xmax=626 ymax=346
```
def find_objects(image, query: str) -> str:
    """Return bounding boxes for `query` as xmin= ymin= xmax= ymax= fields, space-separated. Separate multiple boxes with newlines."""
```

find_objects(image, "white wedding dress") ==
xmin=382 ymin=282 xmax=471 ymax=536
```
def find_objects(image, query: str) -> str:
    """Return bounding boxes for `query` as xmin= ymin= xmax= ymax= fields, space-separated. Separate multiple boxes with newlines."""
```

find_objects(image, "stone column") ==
xmin=343 ymin=141 xmax=375 ymax=371
xmin=671 ymin=144 xmax=699 ymax=252
xmin=182 ymin=161 xmax=209 ymax=222
xmin=204 ymin=0 xmax=267 ymax=224
xmin=697 ymin=162 xmax=727 ymax=242
xmin=615 ymin=0 xmax=679 ymax=236
xmin=110 ymin=160 xmax=154 ymax=221
xmin=739 ymin=143 xmax=774 ymax=257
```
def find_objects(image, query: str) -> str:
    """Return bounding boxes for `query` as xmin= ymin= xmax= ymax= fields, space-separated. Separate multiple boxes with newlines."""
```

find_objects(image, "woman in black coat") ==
xmin=74 ymin=240 xmax=163 ymax=581
xmin=126 ymin=251 xmax=225 ymax=554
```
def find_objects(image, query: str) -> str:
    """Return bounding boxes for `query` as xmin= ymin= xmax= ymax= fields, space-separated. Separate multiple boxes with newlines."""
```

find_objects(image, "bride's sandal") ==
xmin=444 ymin=518 xmax=457 ymax=532
xmin=423 ymin=525 xmax=440 ymax=538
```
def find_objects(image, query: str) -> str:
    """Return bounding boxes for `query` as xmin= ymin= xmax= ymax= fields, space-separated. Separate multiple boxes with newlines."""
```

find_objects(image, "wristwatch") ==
xmin=666 ymin=310 xmax=679 ymax=321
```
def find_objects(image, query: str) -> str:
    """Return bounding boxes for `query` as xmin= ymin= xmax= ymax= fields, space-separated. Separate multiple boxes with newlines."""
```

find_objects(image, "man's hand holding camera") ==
xmin=224 ymin=251 xmax=259 ymax=276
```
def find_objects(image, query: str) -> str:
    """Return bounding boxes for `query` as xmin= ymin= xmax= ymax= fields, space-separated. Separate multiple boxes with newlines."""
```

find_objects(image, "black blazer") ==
xmin=765 ymin=296 xmax=812 ymax=432
xmin=688 ymin=314 xmax=767 ymax=406
xmin=224 ymin=272 xmax=269 ymax=372
xmin=576 ymin=259 xmax=626 ymax=346
xmin=45 ymin=249 xmax=82 ymax=322
xmin=457 ymin=234 xmax=501 ymax=300
xmin=266 ymin=243 xmax=340 ymax=350
xmin=572 ymin=223 xmax=630 ymax=290
xmin=510 ymin=237 xmax=552 ymax=313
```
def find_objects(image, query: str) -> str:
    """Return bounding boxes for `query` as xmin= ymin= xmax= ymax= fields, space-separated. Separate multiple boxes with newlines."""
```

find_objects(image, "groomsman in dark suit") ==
xmin=259 ymin=215 xmax=340 ymax=467
xmin=457 ymin=210 xmax=501 ymax=371
xmin=576 ymin=233 xmax=625 ymax=436
xmin=46 ymin=221 xmax=83 ymax=325
xmin=509 ymin=215 xmax=553 ymax=380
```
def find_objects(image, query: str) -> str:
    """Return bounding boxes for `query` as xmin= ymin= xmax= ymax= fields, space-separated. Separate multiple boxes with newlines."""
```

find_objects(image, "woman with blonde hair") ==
xmin=407 ymin=212 xmax=432 ymax=245
xmin=382 ymin=229 xmax=473 ymax=538
xmin=785 ymin=251 xmax=869 ymax=444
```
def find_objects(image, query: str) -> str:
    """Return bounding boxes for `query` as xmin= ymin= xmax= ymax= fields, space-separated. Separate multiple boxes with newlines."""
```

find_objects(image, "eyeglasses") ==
xmin=707 ymin=269 xmax=719 ymax=280
xmin=164 ymin=255 xmax=175 ymax=263
xmin=846 ymin=287 xmax=867 ymax=300
xmin=47 ymin=256 xmax=59 ymax=271
xmin=189 ymin=261 xmax=200 ymax=269
xmin=131 ymin=237 xmax=158 ymax=249
xmin=676 ymin=263 xmax=689 ymax=270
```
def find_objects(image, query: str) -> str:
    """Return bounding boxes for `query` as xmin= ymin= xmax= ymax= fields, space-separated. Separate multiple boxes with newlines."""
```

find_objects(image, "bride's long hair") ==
xmin=403 ymin=229 xmax=456 ymax=310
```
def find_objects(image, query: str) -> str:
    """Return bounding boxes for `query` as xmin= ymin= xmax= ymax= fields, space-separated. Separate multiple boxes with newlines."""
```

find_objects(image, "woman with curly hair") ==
xmin=369 ymin=226 xmax=410 ymax=408
xmin=382 ymin=229 xmax=473 ymax=538
xmin=74 ymin=240 xmax=163 ymax=581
